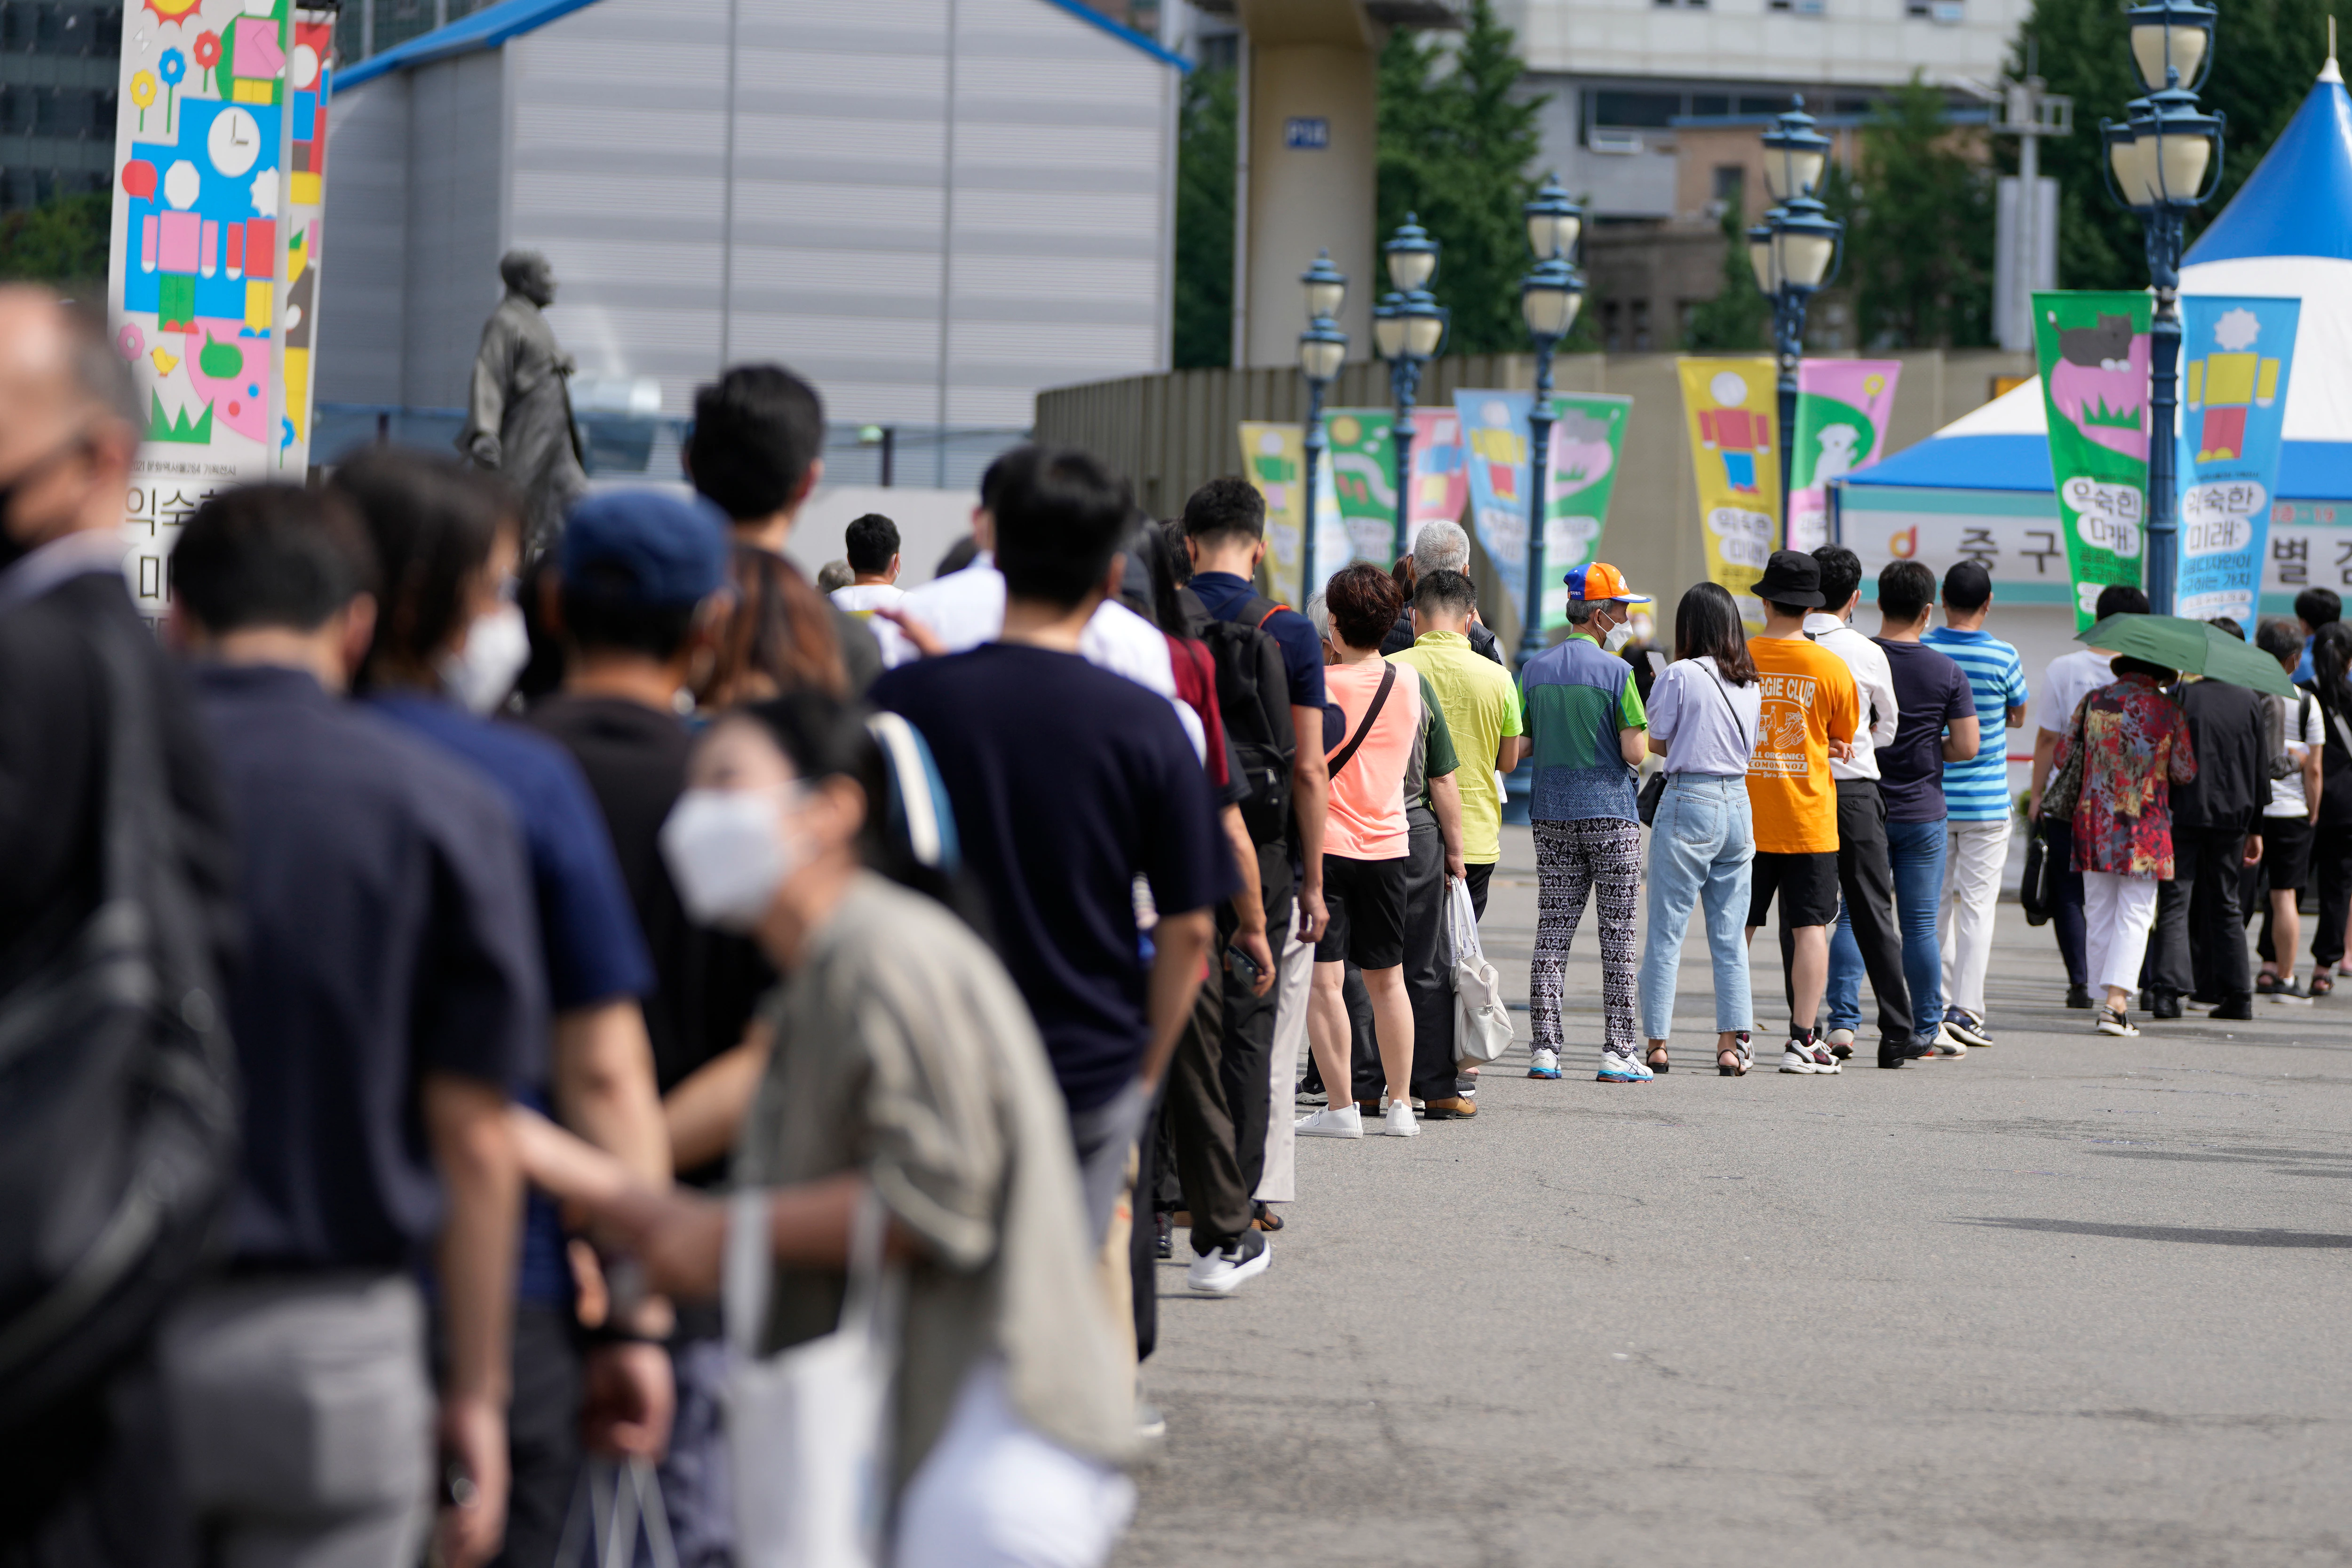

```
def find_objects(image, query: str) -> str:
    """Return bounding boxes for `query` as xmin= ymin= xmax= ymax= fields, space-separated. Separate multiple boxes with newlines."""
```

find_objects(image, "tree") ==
xmin=1376 ymin=0 xmax=1555 ymax=356
xmin=1682 ymin=203 xmax=1770 ymax=350
xmin=0 ymin=191 xmax=111 ymax=296
xmin=1844 ymin=74 xmax=1995 ymax=347
xmin=2016 ymin=0 xmax=2339 ymax=291
xmin=1173 ymin=64 xmax=1237 ymax=369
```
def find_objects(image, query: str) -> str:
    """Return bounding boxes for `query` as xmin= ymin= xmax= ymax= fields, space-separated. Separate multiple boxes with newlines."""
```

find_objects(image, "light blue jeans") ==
xmin=1637 ymin=774 xmax=1756 ymax=1040
xmin=1828 ymin=815 xmax=1949 ymax=1037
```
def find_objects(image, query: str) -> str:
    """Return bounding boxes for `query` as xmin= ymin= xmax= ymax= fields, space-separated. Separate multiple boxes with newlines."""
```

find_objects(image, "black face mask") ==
xmin=0 ymin=436 xmax=92 ymax=573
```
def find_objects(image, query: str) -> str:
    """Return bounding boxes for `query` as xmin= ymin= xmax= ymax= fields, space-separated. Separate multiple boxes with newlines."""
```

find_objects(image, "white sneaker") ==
xmin=1929 ymin=1023 xmax=1969 ymax=1057
xmin=1825 ymin=1028 xmax=1856 ymax=1060
xmin=1185 ymin=1229 xmax=1271 ymax=1295
xmin=1779 ymin=1042 xmax=1820 ymax=1074
xmin=1528 ymin=1048 xmax=1562 ymax=1080
xmin=1382 ymin=1101 xmax=1421 ymax=1137
xmin=1295 ymin=1105 xmax=1363 ymax=1138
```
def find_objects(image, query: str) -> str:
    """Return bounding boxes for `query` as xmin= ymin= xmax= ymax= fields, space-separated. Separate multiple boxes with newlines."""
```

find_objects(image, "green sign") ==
xmin=2031 ymin=291 xmax=2151 ymax=627
xmin=1538 ymin=394 xmax=1632 ymax=630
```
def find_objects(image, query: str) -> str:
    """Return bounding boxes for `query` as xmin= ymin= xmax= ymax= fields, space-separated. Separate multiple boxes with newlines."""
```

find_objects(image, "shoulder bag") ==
xmin=1638 ymin=663 xmax=1749 ymax=828
xmin=1325 ymin=662 xmax=1398 ymax=778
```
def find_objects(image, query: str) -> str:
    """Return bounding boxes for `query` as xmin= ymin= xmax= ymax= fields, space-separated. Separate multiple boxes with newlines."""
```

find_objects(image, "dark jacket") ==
xmin=2169 ymin=677 xmax=2272 ymax=835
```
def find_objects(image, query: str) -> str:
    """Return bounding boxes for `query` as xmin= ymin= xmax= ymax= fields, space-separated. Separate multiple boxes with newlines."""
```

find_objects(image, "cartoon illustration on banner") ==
xmin=2177 ymin=297 xmax=2298 ymax=629
xmin=1788 ymin=361 xmax=1899 ymax=552
xmin=1310 ymin=410 xmax=1399 ymax=593
xmin=1406 ymin=408 xmax=1468 ymax=549
xmin=277 ymin=5 xmax=334 ymax=477
xmin=1237 ymin=422 xmax=1307 ymax=606
xmin=1453 ymin=390 xmax=1533 ymax=611
xmin=2031 ymin=291 xmax=2151 ymax=628
xmin=1677 ymin=358 xmax=1779 ymax=602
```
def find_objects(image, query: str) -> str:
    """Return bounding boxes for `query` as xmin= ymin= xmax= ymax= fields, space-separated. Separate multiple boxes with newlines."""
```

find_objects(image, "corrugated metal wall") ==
xmin=403 ymin=50 xmax=505 ymax=408
xmin=317 ymin=80 xmax=410 ymax=411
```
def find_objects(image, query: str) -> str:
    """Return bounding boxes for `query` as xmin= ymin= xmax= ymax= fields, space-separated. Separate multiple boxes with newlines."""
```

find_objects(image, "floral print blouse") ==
xmin=2066 ymin=673 xmax=2196 ymax=879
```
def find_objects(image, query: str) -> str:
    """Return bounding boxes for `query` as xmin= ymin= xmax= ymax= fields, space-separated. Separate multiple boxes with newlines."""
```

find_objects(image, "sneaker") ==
xmin=1454 ymin=1075 xmax=1478 ymax=1097
xmin=1153 ymin=1211 xmax=1173 ymax=1260
xmin=1136 ymin=1401 xmax=1167 ymax=1441
xmin=1928 ymin=1023 xmax=1968 ymax=1057
xmin=1825 ymin=1028 xmax=1856 ymax=1059
xmin=1779 ymin=1029 xmax=1832 ymax=1074
xmin=1186 ymin=1227 xmax=1271 ymax=1295
xmin=1381 ymin=1101 xmax=1421 ymax=1138
xmin=1295 ymin=1105 xmax=1363 ymax=1138
xmin=2272 ymin=979 xmax=2314 ymax=1005
xmin=2095 ymin=1005 xmax=2139 ymax=1037
xmin=1597 ymin=1052 xmax=1653 ymax=1083
xmin=2065 ymin=983 xmax=2095 ymax=1010
xmin=1295 ymin=1080 xmax=1326 ymax=1106
xmin=1943 ymin=1011 xmax=1992 ymax=1048
xmin=1527 ymin=1048 xmax=1562 ymax=1080
xmin=1422 ymin=1096 xmax=1478 ymax=1119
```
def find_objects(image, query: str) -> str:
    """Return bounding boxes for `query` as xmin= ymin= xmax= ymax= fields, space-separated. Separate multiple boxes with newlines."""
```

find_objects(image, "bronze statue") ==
xmin=458 ymin=250 xmax=588 ymax=556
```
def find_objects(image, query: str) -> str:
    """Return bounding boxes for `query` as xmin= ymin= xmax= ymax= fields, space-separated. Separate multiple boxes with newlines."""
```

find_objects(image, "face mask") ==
xmin=437 ymin=602 xmax=530 ymax=715
xmin=661 ymin=787 xmax=798 ymax=932
xmin=1602 ymin=616 xmax=1634 ymax=653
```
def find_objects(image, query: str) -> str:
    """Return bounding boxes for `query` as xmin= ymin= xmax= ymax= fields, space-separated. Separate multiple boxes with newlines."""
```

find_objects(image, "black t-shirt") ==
xmin=526 ymin=694 xmax=772 ymax=1142
xmin=196 ymin=665 xmax=544 ymax=1268
xmin=1874 ymin=637 xmax=1978 ymax=823
xmin=872 ymin=642 xmax=1238 ymax=1113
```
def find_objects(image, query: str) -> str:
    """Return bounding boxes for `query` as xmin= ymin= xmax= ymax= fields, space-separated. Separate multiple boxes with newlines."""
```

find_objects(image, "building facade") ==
xmin=0 ymin=0 xmax=122 ymax=211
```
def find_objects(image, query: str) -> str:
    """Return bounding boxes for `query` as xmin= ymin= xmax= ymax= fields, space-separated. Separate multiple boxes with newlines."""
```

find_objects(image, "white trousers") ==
xmin=2083 ymin=871 xmax=2161 ymax=995
xmin=1254 ymin=903 xmax=1315 ymax=1205
xmin=895 ymin=1361 xmax=1134 ymax=1568
xmin=1939 ymin=817 xmax=2011 ymax=1017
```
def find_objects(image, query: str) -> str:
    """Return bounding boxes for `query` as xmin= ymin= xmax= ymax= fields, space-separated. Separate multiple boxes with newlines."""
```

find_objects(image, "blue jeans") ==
xmin=1637 ymin=775 xmax=1755 ymax=1040
xmin=1829 ymin=816 xmax=1948 ymax=1036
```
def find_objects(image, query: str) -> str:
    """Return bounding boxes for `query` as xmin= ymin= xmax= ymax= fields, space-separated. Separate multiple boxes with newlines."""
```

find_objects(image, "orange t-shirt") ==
xmin=1322 ymin=656 xmax=1423 ymax=861
xmin=1744 ymin=634 xmax=1860 ymax=854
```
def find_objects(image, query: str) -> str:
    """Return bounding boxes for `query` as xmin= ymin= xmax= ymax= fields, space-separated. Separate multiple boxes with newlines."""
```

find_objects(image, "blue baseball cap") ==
xmin=561 ymin=490 xmax=730 ymax=607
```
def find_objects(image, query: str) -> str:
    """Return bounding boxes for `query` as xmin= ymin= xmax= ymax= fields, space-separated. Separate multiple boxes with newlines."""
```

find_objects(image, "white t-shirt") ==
xmin=2036 ymin=648 xmax=2114 ymax=737
xmin=1648 ymin=656 xmax=1763 ymax=777
xmin=832 ymin=581 xmax=910 ymax=662
xmin=2269 ymin=692 xmax=2321 ymax=819
xmin=1803 ymin=614 xmax=1899 ymax=781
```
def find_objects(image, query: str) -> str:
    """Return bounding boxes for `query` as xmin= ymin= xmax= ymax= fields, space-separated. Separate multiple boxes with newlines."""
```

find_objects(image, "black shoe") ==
xmin=2139 ymin=988 xmax=2157 ymax=1014
xmin=1877 ymin=1038 xmax=1908 ymax=1069
xmin=1154 ymin=1211 xmax=1173 ymax=1260
xmin=2150 ymin=989 xmax=2184 ymax=1020
xmin=2208 ymin=995 xmax=2256 ymax=1021
xmin=2066 ymin=983 xmax=2095 ymax=1010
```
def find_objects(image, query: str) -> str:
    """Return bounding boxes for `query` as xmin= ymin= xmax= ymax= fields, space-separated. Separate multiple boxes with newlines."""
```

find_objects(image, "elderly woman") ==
xmin=2064 ymin=656 xmax=2197 ymax=1037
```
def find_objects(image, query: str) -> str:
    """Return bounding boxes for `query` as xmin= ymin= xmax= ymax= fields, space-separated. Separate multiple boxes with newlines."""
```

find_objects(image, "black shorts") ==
xmin=1315 ymin=853 xmax=1408 ymax=970
xmin=1748 ymin=849 xmax=1841 ymax=930
xmin=2263 ymin=815 xmax=2315 ymax=893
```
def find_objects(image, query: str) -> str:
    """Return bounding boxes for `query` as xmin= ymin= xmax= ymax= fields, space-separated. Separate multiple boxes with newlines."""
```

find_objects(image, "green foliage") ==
xmin=0 ymin=191 xmax=111 ymax=294
xmin=1173 ymin=64 xmax=1237 ymax=370
xmin=2016 ymin=0 xmax=2341 ymax=291
xmin=1683 ymin=203 xmax=1770 ymax=350
xmin=1376 ymin=0 xmax=1557 ymax=356
xmin=1846 ymin=73 xmax=1995 ymax=347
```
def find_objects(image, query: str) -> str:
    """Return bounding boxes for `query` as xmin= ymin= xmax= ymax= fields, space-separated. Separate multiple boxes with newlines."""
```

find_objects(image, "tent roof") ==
xmin=2184 ymin=64 xmax=2352 ymax=266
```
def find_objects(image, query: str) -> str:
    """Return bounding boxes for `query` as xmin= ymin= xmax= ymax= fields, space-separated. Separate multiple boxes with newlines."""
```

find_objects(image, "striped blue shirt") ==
xmin=1922 ymin=626 xmax=2029 ymax=822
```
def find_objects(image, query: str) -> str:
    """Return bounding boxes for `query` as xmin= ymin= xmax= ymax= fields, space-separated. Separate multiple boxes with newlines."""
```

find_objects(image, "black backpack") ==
xmin=1182 ymin=586 xmax=1297 ymax=846
xmin=0 ymin=619 xmax=238 ymax=1429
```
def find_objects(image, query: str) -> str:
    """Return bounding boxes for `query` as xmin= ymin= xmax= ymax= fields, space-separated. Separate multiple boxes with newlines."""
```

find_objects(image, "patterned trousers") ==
xmin=1532 ymin=818 xmax=1644 ymax=1054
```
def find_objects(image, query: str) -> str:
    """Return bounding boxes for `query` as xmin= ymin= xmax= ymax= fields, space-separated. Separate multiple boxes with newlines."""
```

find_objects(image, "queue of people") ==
xmin=5 ymin=271 xmax=2351 ymax=1568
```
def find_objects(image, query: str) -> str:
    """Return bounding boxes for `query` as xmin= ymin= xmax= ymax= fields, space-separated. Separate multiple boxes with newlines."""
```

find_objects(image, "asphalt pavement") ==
xmin=1120 ymin=824 xmax=2352 ymax=1568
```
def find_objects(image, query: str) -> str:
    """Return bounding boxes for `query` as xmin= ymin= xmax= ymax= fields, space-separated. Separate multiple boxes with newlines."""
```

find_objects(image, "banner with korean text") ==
xmin=275 ymin=5 xmax=335 ymax=478
xmin=1788 ymin=360 xmax=1900 ymax=552
xmin=1237 ymin=422 xmax=1307 ymax=606
xmin=2031 ymin=291 xmax=2152 ymax=629
xmin=1677 ymin=358 xmax=1780 ymax=602
xmin=2176 ymin=296 xmax=2299 ymax=630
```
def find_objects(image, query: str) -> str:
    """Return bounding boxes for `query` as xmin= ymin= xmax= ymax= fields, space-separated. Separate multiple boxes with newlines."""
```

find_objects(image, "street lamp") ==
xmin=1297 ymin=250 xmax=1349 ymax=600
xmin=1376 ymin=215 xmax=1447 ymax=560
xmin=2100 ymin=26 xmax=2225 ymax=614
xmin=1750 ymin=97 xmax=1844 ymax=537
xmin=1517 ymin=173 xmax=1586 ymax=667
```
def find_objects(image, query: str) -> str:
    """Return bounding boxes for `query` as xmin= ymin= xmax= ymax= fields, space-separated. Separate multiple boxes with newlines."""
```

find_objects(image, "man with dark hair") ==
xmin=831 ymin=512 xmax=905 ymax=639
xmin=681 ymin=362 xmax=882 ymax=692
xmin=1179 ymin=473 xmax=1330 ymax=1208
xmin=0 ymin=287 xmax=237 ymax=1565
xmin=2294 ymin=587 xmax=2342 ymax=685
xmin=874 ymin=445 xmax=1234 ymax=1372
xmin=2029 ymin=581 xmax=2149 ymax=1005
xmin=1802 ymin=544 xmax=1915 ymax=1065
xmin=167 ymin=485 xmax=541 ymax=1568
xmin=524 ymin=490 xmax=762 ymax=1562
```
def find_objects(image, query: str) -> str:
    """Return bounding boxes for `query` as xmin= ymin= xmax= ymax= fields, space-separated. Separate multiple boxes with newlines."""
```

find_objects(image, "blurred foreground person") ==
xmin=0 ymin=288 xmax=237 ymax=1568
xmin=168 ymin=486 xmax=542 ymax=1568
xmin=516 ymin=695 xmax=1140 ymax=1565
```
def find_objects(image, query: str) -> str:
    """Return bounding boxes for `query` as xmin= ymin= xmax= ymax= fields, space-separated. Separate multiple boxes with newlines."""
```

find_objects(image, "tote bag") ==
xmin=725 ymin=1187 xmax=904 ymax=1568
xmin=1444 ymin=879 xmax=1515 ymax=1065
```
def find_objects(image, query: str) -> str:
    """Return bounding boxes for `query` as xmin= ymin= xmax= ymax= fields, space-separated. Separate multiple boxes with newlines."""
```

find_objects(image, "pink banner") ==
xmin=1405 ymin=407 xmax=1468 ymax=549
xmin=1788 ymin=360 xmax=1901 ymax=553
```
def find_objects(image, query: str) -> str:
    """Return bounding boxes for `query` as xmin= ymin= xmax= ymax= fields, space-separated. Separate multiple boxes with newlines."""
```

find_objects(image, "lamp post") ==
xmin=1752 ymin=98 xmax=1844 ymax=541
xmin=1374 ymin=214 xmax=1448 ymax=562
xmin=2100 ymin=0 xmax=2223 ymax=615
xmin=1297 ymin=250 xmax=1349 ymax=600
xmin=1516 ymin=173 xmax=1586 ymax=667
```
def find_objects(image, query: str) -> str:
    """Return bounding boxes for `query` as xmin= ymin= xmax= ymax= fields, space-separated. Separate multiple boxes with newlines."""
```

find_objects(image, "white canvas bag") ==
xmin=1444 ymin=878 xmax=1515 ymax=1065
xmin=724 ymin=1186 xmax=904 ymax=1568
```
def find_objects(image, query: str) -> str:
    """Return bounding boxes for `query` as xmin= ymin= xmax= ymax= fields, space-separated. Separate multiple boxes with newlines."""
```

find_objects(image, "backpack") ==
xmin=1182 ymin=586 xmax=1297 ymax=846
xmin=0 ymin=619 xmax=238 ymax=1429
xmin=2267 ymin=692 xmax=2312 ymax=781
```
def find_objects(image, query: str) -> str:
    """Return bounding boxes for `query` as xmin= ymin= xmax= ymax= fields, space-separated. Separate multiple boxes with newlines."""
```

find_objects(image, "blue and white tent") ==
xmin=1838 ymin=57 xmax=2352 ymax=620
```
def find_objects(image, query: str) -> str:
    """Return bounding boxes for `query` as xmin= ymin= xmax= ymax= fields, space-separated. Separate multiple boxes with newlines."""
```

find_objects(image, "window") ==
xmin=1600 ymin=299 xmax=1624 ymax=352
xmin=1631 ymin=299 xmax=1653 ymax=352
xmin=1692 ymin=95 xmax=1730 ymax=117
xmin=1712 ymin=165 xmax=1745 ymax=203
xmin=1592 ymin=91 xmax=1681 ymax=129
xmin=1834 ymin=97 xmax=1872 ymax=116
xmin=1738 ymin=96 xmax=1787 ymax=115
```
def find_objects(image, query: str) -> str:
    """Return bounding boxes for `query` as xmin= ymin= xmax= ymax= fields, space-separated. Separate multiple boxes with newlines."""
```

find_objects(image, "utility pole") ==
xmin=1988 ymin=49 xmax=2072 ymax=352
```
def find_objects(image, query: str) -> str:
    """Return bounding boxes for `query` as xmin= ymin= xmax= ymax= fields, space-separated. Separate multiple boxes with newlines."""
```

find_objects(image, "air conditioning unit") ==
xmin=1795 ymin=0 xmax=1825 ymax=15
xmin=1931 ymin=1 xmax=1963 ymax=21
xmin=1589 ymin=129 xmax=1645 ymax=155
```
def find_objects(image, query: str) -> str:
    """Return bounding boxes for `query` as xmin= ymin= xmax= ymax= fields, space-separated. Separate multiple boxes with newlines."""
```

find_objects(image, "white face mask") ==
xmin=660 ymin=787 xmax=799 ymax=932
xmin=438 ymin=602 xmax=530 ymax=715
xmin=1601 ymin=613 xmax=1634 ymax=653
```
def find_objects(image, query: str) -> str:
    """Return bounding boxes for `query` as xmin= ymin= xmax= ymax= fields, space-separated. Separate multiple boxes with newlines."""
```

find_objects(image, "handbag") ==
xmin=1639 ymin=663 xmax=1748 ymax=828
xmin=2019 ymin=828 xmax=2053 ymax=926
xmin=1443 ymin=878 xmax=1515 ymax=1065
xmin=724 ymin=1186 xmax=904 ymax=1568
xmin=2041 ymin=696 xmax=2091 ymax=824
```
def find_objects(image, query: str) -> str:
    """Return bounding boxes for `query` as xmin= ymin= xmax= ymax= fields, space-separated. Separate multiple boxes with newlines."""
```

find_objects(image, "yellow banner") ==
xmin=1677 ymin=357 xmax=1780 ymax=603
xmin=1238 ymin=422 xmax=1307 ymax=606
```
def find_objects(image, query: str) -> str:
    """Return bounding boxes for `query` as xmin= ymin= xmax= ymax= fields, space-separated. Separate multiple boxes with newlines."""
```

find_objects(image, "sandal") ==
xmin=1251 ymin=1201 xmax=1284 ymax=1233
xmin=1718 ymin=1033 xmax=1751 ymax=1077
xmin=1646 ymin=1047 xmax=1670 ymax=1074
xmin=2313 ymin=971 xmax=2336 ymax=997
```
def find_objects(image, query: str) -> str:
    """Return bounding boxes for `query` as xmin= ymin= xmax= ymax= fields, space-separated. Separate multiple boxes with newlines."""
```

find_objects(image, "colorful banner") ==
xmin=1309 ymin=409 xmax=1400 ymax=597
xmin=2177 ymin=296 xmax=2299 ymax=630
xmin=2031 ymin=290 xmax=2152 ymax=629
xmin=1406 ymin=407 xmax=1469 ymax=549
xmin=1677 ymin=358 xmax=1780 ymax=602
xmin=1788 ymin=360 xmax=1901 ymax=552
xmin=1453 ymin=391 xmax=1532 ymax=621
xmin=1237 ymin=421 xmax=1306 ymax=606
xmin=109 ymin=0 xmax=295 ymax=616
xmin=275 ymin=6 xmax=334 ymax=478
xmin=1537 ymin=394 xmax=1632 ymax=631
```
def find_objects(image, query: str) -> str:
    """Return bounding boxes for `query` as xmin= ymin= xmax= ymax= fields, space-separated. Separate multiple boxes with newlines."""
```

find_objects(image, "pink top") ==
xmin=1322 ymin=657 xmax=1422 ymax=861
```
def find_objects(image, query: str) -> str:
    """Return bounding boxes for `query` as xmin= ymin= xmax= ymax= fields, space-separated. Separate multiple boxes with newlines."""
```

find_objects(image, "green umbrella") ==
xmin=2074 ymin=613 xmax=2296 ymax=697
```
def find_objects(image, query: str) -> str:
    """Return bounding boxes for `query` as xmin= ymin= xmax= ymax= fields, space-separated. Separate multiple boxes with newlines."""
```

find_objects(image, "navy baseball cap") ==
xmin=561 ymin=490 xmax=730 ymax=607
